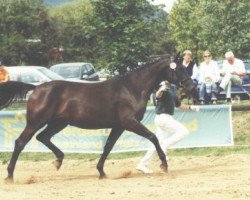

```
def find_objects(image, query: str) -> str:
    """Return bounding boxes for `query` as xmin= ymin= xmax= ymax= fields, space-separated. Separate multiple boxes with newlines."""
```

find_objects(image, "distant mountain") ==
xmin=43 ymin=0 xmax=74 ymax=6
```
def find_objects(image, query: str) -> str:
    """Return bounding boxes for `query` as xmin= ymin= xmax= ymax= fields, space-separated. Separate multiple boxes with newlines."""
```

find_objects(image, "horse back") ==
xmin=27 ymin=80 xmax=143 ymax=128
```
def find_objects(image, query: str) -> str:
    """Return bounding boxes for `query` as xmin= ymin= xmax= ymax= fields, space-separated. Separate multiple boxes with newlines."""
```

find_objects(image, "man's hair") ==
xmin=225 ymin=51 xmax=234 ymax=59
xmin=183 ymin=50 xmax=192 ymax=56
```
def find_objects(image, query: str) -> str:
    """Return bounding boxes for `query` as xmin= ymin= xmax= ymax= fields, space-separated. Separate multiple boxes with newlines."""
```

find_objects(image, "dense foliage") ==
xmin=0 ymin=0 xmax=249 ymax=71
xmin=49 ymin=0 xmax=168 ymax=73
xmin=169 ymin=0 xmax=250 ymax=61
xmin=0 ymin=0 xmax=57 ymax=65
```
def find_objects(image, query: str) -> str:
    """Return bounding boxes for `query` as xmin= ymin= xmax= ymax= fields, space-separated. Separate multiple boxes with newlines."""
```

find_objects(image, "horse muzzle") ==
xmin=181 ymin=78 xmax=195 ymax=94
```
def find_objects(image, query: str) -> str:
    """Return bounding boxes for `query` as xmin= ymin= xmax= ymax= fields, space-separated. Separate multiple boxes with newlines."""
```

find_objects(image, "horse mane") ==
xmin=130 ymin=54 xmax=171 ymax=73
xmin=111 ymin=55 xmax=171 ymax=80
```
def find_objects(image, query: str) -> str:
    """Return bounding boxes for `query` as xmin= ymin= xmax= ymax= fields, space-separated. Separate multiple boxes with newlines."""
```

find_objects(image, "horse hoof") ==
xmin=53 ymin=159 xmax=63 ymax=170
xmin=5 ymin=177 xmax=14 ymax=184
xmin=160 ymin=164 xmax=168 ymax=173
xmin=99 ymin=174 xmax=107 ymax=180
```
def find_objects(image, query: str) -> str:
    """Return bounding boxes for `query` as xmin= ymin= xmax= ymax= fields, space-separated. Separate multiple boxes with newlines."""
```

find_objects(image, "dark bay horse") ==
xmin=0 ymin=55 xmax=196 ymax=183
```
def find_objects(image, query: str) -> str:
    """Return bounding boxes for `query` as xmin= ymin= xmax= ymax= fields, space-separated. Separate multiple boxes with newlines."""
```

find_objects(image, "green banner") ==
xmin=0 ymin=105 xmax=233 ymax=153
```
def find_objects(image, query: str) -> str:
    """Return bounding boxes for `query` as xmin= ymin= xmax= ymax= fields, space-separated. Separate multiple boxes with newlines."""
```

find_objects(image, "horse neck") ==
xmin=127 ymin=61 xmax=165 ymax=97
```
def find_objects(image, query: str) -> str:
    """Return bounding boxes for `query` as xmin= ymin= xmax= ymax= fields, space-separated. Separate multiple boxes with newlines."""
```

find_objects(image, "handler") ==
xmin=0 ymin=61 xmax=10 ymax=82
xmin=137 ymin=81 xmax=199 ymax=173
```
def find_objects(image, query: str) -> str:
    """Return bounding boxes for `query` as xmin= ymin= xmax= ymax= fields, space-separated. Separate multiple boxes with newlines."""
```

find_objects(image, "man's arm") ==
xmin=237 ymin=60 xmax=246 ymax=76
xmin=220 ymin=61 xmax=227 ymax=77
xmin=178 ymin=104 xmax=190 ymax=110
xmin=191 ymin=63 xmax=199 ymax=80
xmin=178 ymin=104 xmax=199 ymax=112
xmin=155 ymin=84 xmax=167 ymax=98
xmin=3 ymin=68 xmax=10 ymax=82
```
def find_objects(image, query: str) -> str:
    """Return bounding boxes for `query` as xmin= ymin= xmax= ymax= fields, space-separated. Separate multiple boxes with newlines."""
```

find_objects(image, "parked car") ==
xmin=216 ymin=60 xmax=250 ymax=101
xmin=50 ymin=62 xmax=99 ymax=82
xmin=7 ymin=66 xmax=64 ymax=102
xmin=7 ymin=66 xmax=64 ymax=85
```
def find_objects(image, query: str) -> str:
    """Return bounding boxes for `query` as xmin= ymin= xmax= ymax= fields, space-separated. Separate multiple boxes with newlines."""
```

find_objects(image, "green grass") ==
xmin=170 ymin=146 xmax=250 ymax=157
xmin=0 ymin=151 xmax=144 ymax=164
xmin=1 ymin=145 xmax=250 ymax=164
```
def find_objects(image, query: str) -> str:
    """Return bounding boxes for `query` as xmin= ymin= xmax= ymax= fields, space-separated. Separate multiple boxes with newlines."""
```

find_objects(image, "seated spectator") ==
xmin=198 ymin=51 xmax=220 ymax=104
xmin=218 ymin=51 xmax=246 ymax=103
xmin=181 ymin=50 xmax=199 ymax=104
xmin=0 ymin=61 xmax=10 ymax=82
xmin=182 ymin=50 xmax=199 ymax=86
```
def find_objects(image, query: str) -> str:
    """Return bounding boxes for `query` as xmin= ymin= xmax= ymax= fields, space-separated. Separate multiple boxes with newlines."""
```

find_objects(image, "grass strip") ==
xmin=1 ymin=146 xmax=249 ymax=165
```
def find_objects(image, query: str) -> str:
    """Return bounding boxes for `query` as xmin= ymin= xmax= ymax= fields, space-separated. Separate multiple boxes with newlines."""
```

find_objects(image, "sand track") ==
xmin=0 ymin=154 xmax=249 ymax=200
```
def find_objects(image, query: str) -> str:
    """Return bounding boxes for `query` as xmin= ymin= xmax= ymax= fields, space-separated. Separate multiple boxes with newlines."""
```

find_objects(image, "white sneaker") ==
xmin=136 ymin=165 xmax=153 ymax=174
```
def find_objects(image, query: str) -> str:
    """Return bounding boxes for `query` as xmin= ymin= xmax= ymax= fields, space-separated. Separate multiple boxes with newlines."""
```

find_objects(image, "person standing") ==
xmin=136 ymin=81 xmax=199 ymax=174
xmin=218 ymin=51 xmax=246 ymax=103
xmin=0 ymin=61 xmax=10 ymax=82
xmin=198 ymin=51 xmax=220 ymax=104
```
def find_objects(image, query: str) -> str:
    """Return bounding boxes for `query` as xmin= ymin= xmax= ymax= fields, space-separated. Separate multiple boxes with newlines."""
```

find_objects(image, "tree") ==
xmin=50 ymin=0 xmax=170 ymax=73
xmin=0 ymin=0 xmax=171 ymax=69
xmin=168 ymin=0 xmax=202 ymax=59
xmin=91 ymin=0 xmax=169 ymax=73
xmin=202 ymin=0 xmax=250 ymax=59
xmin=0 ymin=0 xmax=56 ymax=65
xmin=168 ymin=0 xmax=250 ymax=62
xmin=49 ymin=0 xmax=98 ymax=64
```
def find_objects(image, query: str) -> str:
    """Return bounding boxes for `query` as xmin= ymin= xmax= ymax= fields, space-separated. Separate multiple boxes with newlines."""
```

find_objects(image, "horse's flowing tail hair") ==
xmin=0 ymin=81 xmax=36 ymax=110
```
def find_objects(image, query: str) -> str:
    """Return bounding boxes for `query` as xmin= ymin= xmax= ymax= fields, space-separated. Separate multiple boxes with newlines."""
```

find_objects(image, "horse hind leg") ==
xmin=97 ymin=126 xmax=124 ymax=179
xmin=36 ymin=120 xmax=67 ymax=170
xmin=123 ymin=118 xmax=168 ymax=172
xmin=5 ymin=126 xmax=39 ymax=184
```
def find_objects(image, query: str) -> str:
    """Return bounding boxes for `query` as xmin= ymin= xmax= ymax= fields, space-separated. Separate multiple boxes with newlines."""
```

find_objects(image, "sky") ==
xmin=148 ymin=0 xmax=176 ymax=12
xmin=43 ymin=0 xmax=177 ymax=12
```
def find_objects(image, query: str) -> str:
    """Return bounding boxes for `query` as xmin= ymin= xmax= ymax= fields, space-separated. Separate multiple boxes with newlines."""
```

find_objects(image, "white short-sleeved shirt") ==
xmin=221 ymin=58 xmax=246 ymax=74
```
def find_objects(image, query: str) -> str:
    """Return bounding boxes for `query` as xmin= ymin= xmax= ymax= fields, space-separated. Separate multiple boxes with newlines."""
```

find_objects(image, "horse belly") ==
xmin=63 ymin=105 xmax=118 ymax=129
xmin=69 ymin=117 xmax=118 ymax=129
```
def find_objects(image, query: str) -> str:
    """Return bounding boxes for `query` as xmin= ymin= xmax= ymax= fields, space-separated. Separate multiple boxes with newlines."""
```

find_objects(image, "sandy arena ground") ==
xmin=0 ymin=154 xmax=249 ymax=200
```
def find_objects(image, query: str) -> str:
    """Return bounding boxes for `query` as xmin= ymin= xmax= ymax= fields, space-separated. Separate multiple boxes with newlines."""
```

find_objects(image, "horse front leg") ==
xmin=97 ymin=126 xmax=124 ymax=179
xmin=123 ymin=118 xmax=168 ymax=172
xmin=5 ymin=139 xmax=23 ymax=184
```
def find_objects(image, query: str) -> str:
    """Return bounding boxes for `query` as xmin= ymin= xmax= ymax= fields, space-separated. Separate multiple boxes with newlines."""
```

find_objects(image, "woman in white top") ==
xmin=198 ymin=51 xmax=220 ymax=104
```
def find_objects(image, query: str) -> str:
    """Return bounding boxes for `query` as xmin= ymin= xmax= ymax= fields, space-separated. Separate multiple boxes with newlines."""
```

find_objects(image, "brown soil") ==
xmin=0 ymin=154 xmax=249 ymax=200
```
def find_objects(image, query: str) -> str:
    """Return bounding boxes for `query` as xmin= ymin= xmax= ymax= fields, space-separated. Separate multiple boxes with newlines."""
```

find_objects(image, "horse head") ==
xmin=162 ymin=52 xmax=198 ymax=100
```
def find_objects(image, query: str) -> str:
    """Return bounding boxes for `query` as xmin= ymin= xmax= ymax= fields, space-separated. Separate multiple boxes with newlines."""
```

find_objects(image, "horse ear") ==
xmin=176 ymin=52 xmax=181 ymax=58
xmin=173 ymin=52 xmax=181 ymax=63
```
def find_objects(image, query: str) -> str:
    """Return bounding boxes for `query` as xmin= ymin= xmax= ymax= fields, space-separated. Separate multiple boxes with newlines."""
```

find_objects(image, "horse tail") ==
xmin=0 ymin=81 xmax=36 ymax=110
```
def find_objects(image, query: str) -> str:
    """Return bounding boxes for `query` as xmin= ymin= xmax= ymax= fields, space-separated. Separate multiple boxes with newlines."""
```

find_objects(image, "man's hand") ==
xmin=156 ymin=85 xmax=167 ymax=98
xmin=159 ymin=84 xmax=167 ymax=92
xmin=231 ymin=71 xmax=238 ymax=75
xmin=190 ymin=105 xmax=200 ymax=112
